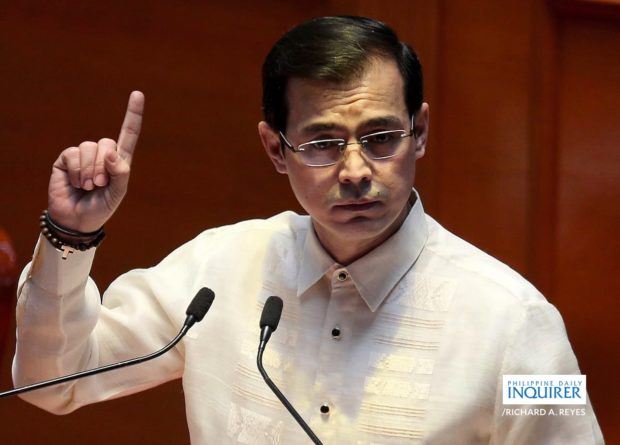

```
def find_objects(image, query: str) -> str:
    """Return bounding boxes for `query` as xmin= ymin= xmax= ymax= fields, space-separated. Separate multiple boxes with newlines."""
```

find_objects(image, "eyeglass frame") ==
xmin=278 ymin=115 xmax=417 ymax=167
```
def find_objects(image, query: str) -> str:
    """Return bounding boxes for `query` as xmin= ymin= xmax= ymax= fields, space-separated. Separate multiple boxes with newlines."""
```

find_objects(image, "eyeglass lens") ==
xmin=298 ymin=130 xmax=408 ymax=166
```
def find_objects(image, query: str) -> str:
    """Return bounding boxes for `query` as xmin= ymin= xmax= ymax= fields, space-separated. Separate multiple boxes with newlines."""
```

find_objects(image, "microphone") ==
xmin=256 ymin=296 xmax=323 ymax=445
xmin=258 ymin=295 xmax=283 ymax=351
xmin=1 ymin=287 xmax=215 ymax=399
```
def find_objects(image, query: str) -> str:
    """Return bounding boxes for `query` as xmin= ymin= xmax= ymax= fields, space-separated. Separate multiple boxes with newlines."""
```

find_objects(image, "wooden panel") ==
xmin=552 ymin=0 xmax=620 ymax=20
xmin=554 ymin=14 xmax=620 ymax=441
xmin=528 ymin=0 xmax=561 ymax=296
xmin=432 ymin=0 xmax=533 ymax=274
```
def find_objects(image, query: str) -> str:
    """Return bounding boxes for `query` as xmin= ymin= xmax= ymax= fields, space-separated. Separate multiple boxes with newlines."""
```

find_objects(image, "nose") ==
xmin=338 ymin=145 xmax=372 ymax=185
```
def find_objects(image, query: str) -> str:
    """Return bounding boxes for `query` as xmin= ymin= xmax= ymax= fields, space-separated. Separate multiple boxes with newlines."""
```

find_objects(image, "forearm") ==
xmin=12 ymin=234 xmax=187 ymax=414
xmin=12 ymin=236 xmax=101 ymax=413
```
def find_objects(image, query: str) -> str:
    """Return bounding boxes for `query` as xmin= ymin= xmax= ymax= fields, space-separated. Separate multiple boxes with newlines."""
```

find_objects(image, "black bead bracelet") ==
xmin=39 ymin=210 xmax=105 ymax=259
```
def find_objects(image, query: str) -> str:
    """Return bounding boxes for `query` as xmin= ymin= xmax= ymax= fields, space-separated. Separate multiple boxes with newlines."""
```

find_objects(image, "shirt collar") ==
xmin=297 ymin=190 xmax=429 ymax=311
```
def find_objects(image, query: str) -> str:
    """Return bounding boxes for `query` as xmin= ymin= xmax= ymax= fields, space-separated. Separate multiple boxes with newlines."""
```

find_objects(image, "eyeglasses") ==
xmin=279 ymin=116 xmax=416 ymax=167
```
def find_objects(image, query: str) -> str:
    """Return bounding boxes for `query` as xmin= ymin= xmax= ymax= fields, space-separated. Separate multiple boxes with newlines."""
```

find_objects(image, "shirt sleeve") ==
xmin=491 ymin=300 xmax=605 ymax=445
xmin=12 ymin=236 xmax=185 ymax=414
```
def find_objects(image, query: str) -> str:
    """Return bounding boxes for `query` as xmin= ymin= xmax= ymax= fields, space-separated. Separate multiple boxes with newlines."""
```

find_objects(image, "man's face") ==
xmin=260 ymin=57 xmax=428 ymax=263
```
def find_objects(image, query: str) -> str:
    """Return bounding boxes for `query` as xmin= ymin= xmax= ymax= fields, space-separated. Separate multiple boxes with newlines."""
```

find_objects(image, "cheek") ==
xmin=382 ymin=159 xmax=417 ymax=192
xmin=401 ymin=152 xmax=419 ymax=184
xmin=286 ymin=166 xmax=328 ymax=209
xmin=406 ymin=163 xmax=417 ymax=185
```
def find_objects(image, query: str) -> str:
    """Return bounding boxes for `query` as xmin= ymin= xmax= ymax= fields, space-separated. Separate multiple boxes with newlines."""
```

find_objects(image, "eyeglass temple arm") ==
xmin=410 ymin=114 xmax=418 ymax=138
xmin=278 ymin=132 xmax=298 ymax=155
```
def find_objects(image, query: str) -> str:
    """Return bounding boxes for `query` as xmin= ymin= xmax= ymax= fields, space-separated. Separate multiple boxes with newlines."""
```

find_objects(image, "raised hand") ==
xmin=47 ymin=91 xmax=145 ymax=233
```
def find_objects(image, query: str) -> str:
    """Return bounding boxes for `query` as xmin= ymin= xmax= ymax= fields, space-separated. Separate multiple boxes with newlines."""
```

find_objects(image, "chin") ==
xmin=329 ymin=213 xmax=396 ymax=237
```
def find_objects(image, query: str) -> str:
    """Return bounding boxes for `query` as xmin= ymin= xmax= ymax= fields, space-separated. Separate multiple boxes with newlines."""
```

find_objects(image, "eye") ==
xmin=306 ymin=139 xmax=342 ymax=151
xmin=363 ymin=132 xmax=398 ymax=145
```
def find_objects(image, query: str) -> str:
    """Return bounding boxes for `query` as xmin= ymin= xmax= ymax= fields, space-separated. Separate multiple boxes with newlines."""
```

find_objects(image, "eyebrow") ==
xmin=362 ymin=115 xmax=404 ymax=129
xmin=300 ymin=122 xmax=339 ymax=135
xmin=299 ymin=115 xmax=405 ymax=136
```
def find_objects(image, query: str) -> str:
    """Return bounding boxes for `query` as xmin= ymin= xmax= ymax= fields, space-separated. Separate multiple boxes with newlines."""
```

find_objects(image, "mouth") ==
xmin=333 ymin=200 xmax=381 ymax=212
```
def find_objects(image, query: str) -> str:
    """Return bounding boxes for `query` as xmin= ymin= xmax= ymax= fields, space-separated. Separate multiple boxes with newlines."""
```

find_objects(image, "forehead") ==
xmin=285 ymin=57 xmax=408 ymax=133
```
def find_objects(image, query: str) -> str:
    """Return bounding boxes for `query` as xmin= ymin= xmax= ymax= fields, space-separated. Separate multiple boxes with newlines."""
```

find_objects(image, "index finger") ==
xmin=117 ymin=90 xmax=145 ymax=163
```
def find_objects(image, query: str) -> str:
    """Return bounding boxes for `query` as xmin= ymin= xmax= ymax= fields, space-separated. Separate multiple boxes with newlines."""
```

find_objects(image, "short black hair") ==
xmin=261 ymin=16 xmax=423 ymax=132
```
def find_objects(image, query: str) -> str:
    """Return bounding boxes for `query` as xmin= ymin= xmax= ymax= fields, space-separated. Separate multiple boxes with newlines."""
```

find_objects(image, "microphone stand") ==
xmin=257 ymin=340 xmax=323 ymax=445
xmin=2 ymin=287 xmax=214 ymax=399
xmin=1 ymin=325 xmax=190 ymax=398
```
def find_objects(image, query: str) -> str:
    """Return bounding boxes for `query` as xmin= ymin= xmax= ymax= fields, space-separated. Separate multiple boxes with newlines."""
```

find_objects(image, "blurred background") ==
xmin=1 ymin=0 xmax=618 ymax=443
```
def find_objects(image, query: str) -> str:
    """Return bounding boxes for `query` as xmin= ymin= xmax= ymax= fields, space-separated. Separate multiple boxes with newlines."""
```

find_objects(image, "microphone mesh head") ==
xmin=259 ymin=296 xmax=283 ymax=331
xmin=186 ymin=288 xmax=215 ymax=322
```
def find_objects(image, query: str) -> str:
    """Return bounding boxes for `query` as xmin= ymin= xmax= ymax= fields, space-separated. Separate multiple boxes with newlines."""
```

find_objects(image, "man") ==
xmin=13 ymin=16 xmax=603 ymax=444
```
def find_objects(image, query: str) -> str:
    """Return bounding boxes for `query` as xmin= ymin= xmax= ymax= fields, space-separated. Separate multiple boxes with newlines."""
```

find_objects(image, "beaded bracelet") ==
xmin=39 ymin=210 xmax=105 ymax=259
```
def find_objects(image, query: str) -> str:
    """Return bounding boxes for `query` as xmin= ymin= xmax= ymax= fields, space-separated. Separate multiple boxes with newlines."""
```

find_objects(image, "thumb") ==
xmin=104 ymin=149 xmax=129 ymax=176
xmin=104 ymin=149 xmax=131 ymax=202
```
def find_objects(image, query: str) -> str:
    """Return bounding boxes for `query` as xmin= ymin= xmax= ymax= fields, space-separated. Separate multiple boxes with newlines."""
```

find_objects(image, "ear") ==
xmin=258 ymin=121 xmax=288 ymax=174
xmin=413 ymin=102 xmax=430 ymax=160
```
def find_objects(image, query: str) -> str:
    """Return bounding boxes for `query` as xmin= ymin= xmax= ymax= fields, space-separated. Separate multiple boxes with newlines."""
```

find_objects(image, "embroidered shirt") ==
xmin=13 ymin=194 xmax=603 ymax=444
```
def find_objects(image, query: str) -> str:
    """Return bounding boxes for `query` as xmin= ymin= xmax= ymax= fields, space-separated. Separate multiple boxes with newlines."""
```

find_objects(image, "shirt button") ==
xmin=320 ymin=403 xmax=330 ymax=416
xmin=331 ymin=326 xmax=341 ymax=340
xmin=337 ymin=271 xmax=348 ymax=281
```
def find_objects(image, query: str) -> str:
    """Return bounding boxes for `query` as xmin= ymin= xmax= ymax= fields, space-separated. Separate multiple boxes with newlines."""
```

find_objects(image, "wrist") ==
xmin=39 ymin=210 xmax=105 ymax=259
